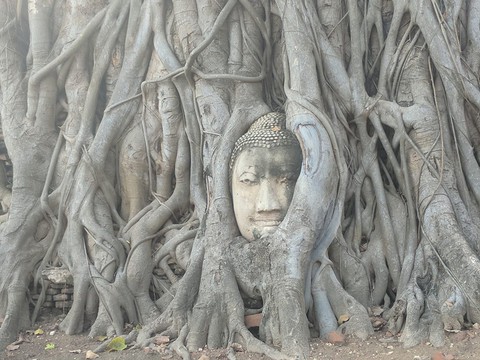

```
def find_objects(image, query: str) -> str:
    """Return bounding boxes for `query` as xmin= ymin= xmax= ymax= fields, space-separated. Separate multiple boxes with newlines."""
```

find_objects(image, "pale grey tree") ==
xmin=1 ymin=1 xmax=480 ymax=359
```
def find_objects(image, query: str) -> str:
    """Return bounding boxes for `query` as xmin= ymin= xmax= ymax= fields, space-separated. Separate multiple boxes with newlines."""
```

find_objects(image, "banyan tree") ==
xmin=1 ymin=0 xmax=480 ymax=358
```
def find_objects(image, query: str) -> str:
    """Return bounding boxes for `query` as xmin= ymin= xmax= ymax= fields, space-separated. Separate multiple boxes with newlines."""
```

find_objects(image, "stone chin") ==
xmin=251 ymin=225 xmax=278 ymax=241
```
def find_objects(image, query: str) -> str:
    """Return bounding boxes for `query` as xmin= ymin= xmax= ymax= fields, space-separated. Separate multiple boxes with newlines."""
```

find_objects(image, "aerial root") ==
xmin=317 ymin=265 xmax=373 ymax=339
xmin=226 ymin=346 xmax=237 ymax=360
xmin=170 ymin=324 xmax=190 ymax=360
xmin=88 ymin=305 xmax=116 ymax=338
xmin=143 ymin=309 xmax=292 ymax=360
xmin=397 ymin=287 xmax=446 ymax=348
xmin=237 ymin=326 xmax=292 ymax=360
xmin=136 ymin=309 xmax=175 ymax=346
xmin=0 ymin=286 xmax=26 ymax=351
xmin=169 ymin=324 xmax=291 ymax=360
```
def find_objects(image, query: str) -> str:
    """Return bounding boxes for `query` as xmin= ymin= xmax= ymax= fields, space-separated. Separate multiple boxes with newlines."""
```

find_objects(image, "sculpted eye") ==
xmin=279 ymin=173 xmax=297 ymax=184
xmin=241 ymin=178 xmax=257 ymax=185
xmin=239 ymin=174 xmax=258 ymax=185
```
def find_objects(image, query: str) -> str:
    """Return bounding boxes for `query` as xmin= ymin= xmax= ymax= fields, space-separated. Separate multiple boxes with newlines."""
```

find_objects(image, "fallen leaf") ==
xmin=106 ymin=336 xmax=127 ymax=351
xmin=86 ymin=350 xmax=99 ymax=359
xmin=6 ymin=344 xmax=20 ymax=351
xmin=6 ymin=336 xmax=24 ymax=349
xmin=34 ymin=329 xmax=44 ymax=335
xmin=337 ymin=314 xmax=350 ymax=324
xmin=95 ymin=335 xmax=108 ymax=342
xmin=13 ymin=335 xmax=25 ymax=345
xmin=45 ymin=343 xmax=55 ymax=350
xmin=69 ymin=349 xmax=82 ymax=353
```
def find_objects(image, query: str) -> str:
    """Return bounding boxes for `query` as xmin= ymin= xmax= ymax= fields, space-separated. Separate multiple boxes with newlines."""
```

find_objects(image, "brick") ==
xmin=50 ymin=283 xmax=68 ymax=289
xmin=53 ymin=294 xmax=69 ymax=301
xmin=55 ymin=301 xmax=73 ymax=309
xmin=61 ymin=287 xmax=74 ymax=294
xmin=244 ymin=313 xmax=262 ymax=328
xmin=46 ymin=288 xmax=59 ymax=295
xmin=32 ymin=294 xmax=53 ymax=301
xmin=325 ymin=331 xmax=345 ymax=344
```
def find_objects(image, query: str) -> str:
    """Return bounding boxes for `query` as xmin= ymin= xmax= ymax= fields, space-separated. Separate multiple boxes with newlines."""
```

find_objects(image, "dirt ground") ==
xmin=3 ymin=309 xmax=478 ymax=360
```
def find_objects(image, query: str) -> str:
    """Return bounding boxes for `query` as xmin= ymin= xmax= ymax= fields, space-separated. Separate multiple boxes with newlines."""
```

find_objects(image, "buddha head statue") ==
xmin=230 ymin=112 xmax=302 ymax=241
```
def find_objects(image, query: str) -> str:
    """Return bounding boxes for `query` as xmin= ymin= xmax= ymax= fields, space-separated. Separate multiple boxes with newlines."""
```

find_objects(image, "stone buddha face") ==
xmin=230 ymin=113 xmax=302 ymax=241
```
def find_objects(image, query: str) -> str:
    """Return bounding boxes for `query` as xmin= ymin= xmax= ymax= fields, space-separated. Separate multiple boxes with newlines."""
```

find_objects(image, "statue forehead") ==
xmin=229 ymin=112 xmax=300 ymax=176
xmin=233 ymin=146 xmax=301 ymax=174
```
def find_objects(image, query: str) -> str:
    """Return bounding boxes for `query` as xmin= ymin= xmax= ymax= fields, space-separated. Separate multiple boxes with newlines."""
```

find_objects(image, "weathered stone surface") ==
xmin=50 ymin=283 xmax=68 ymax=289
xmin=32 ymin=295 xmax=54 ymax=306
xmin=55 ymin=301 xmax=73 ymax=309
xmin=61 ymin=287 xmax=74 ymax=294
xmin=53 ymin=294 xmax=69 ymax=301
xmin=244 ymin=313 xmax=262 ymax=328
xmin=325 ymin=331 xmax=345 ymax=344
xmin=42 ymin=268 xmax=73 ymax=285
xmin=46 ymin=288 xmax=59 ymax=295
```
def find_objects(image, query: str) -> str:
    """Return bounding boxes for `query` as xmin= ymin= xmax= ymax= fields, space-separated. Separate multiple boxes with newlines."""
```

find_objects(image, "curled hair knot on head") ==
xmin=229 ymin=112 xmax=300 ymax=177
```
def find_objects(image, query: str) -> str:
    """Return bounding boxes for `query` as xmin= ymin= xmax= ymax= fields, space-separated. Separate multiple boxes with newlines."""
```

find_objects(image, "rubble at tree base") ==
xmin=30 ymin=268 xmax=74 ymax=311
xmin=31 ymin=283 xmax=74 ymax=310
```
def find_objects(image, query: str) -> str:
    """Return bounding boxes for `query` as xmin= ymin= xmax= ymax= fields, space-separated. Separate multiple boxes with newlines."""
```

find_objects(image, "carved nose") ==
xmin=256 ymin=179 xmax=281 ymax=212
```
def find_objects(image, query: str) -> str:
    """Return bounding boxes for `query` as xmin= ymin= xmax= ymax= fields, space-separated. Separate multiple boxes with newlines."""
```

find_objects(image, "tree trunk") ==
xmin=1 ymin=0 xmax=480 ymax=359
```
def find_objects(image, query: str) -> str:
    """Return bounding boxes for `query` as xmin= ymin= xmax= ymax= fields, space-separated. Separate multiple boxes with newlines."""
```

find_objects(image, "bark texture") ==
xmin=1 ymin=0 xmax=480 ymax=359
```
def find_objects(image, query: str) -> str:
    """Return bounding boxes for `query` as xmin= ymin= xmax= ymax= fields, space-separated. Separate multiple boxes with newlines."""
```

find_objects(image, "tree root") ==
xmin=315 ymin=265 xmax=373 ymax=340
xmin=440 ymin=286 xmax=466 ymax=332
xmin=399 ymin=284 xmax=426 ymax=348
xmin=88 ymin=304 xmax=115 ymax=338
xmin=93 ymin=329 xmax=138 ymax=353
xmin=170 ymin=324 xmax=190 ymax=360
xmin=0 ymin=286 xmax=30 ymax=351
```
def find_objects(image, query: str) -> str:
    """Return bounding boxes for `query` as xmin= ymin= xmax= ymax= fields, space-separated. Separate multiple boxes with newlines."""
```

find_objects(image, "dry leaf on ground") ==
xmin=6 ymin=344 xmax=20 ymax=351
xmin=86 ymin=350 xmax=99 ymax=359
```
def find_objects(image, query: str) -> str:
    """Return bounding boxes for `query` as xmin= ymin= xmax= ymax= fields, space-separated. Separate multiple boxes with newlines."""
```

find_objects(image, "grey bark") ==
xmin=0 ymin=0 xmax=480 ymax=359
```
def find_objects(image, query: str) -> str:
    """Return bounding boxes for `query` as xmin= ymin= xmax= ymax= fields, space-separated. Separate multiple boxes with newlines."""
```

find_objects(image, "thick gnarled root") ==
xmin=389 ymin=285 xmax=446 ymax=348
xmin=313 ymin=265 xmax=373 ymax=340
xmin=0 ymin=287 xmax=30 ymax=350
